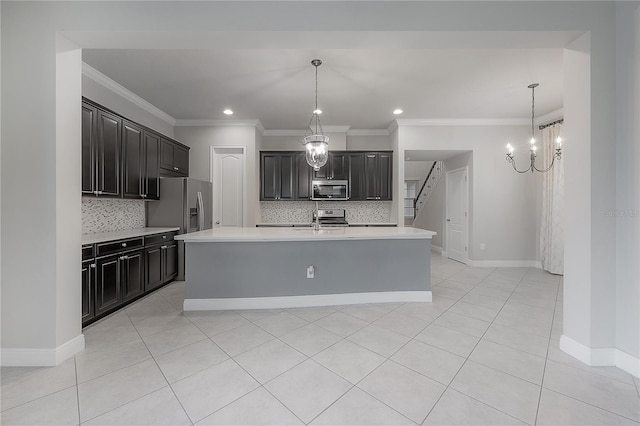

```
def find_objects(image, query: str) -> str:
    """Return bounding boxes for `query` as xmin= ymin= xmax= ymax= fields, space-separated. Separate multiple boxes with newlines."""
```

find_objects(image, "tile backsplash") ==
xmin=82 ymin=198 xmax=146 ymax=234
xmin=260 ymin=201 xmax=392 ymax=224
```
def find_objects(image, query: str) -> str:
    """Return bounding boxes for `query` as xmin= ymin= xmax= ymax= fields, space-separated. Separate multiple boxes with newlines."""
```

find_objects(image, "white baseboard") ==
xmin=560 ymin=335 xmax=640 ymax=378
xmin=431 ymin=245 xmax=443 ymax=254
xmin=1 ymin=334 xmax=85 ymax=367
xmin=185 ymin=291 xmax=432 ymax=311
xmin=466 ymin=259 xmax=542 ymax=268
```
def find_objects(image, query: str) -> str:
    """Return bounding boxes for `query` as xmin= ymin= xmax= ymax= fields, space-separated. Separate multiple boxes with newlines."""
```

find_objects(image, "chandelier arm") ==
xmin=507 ymin=155 xmax=534 ymax=173
xmin=532 ymin=156 xmax=556 ymax=173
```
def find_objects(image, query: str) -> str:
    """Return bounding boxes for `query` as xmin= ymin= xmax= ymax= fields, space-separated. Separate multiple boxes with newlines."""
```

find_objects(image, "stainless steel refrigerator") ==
xmin=147 ymin=177 xmax=213 ymax=280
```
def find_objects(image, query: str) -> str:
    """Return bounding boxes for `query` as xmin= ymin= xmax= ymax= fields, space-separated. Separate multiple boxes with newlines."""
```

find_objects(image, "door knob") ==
xmin=215 ymin=221 xmax=220 ymax=225
xmin=446 ymin=219 xmax=451 ymax=222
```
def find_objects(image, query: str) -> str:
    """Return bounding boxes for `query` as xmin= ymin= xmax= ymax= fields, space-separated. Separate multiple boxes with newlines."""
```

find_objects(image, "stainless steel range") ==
xmin=313 ymin=208 xmax=349 ymax=227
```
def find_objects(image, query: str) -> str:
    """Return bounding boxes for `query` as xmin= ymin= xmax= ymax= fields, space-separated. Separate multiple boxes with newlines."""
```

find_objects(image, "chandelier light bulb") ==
xmin=532 ymin=145 xmax=538 ymax=152
xmin=313 ymin=109 xmax=322 ymax=115
xmin=556 ymin=136 xmax=562 ymax=147
xmin=530 ymin=137 xmax=536 ymax=145
xmin=393 ymin=108 xmax=404 ymax=115
xmin=507 ymin=143 xmax=514 ymax=154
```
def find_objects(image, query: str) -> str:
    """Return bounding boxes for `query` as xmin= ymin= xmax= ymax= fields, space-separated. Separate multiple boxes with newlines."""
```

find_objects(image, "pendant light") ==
xmin=303 ymin=59 xmax=329 ymax=171
xmin=506 ymin=83 xmax=562 ymax=173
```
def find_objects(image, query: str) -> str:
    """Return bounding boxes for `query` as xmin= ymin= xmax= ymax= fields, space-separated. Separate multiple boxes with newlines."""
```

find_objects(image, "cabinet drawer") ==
xmin=145 ymin=232 xmax=177 ymax=246
xmin=96 ymin=237 xmax=144 ymax=257
xmin=82 ymin=244 xmax=95 ymax=261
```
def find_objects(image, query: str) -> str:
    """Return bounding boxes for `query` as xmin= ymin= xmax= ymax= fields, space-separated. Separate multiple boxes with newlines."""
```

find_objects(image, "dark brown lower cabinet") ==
xmin=122 ymin=249 xmax=145 ymax=302
xmin=95 ymin=254 xmax=122 ymax=317
xmin=84 ymin=232 xmax=178 ymax=327
xmin=82 ymin=260 xmax=95 ymax=324
xmin=145 ymin=241 xmax=178 ymax=292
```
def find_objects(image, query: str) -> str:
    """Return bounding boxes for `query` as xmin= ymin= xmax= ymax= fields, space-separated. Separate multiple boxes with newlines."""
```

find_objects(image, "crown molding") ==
xmin=535 ymin=108 xmax=564 ymax=125
xmin=387 ymin=120 xmax=399 ymax=134
xmin=174 ymin=119 xmax=264 ymax=130
xmin=347 ymin=129 xmax=390 ymax=136
xmin=395 ymin=118 xmax=530 ymax=126
xmin=263 ymin=125 xmax=351 ymax=137
xmin=262 ymin=129 xmax=306 ymax=137
xmin=82 ymin=63 xmax=176 ymax=126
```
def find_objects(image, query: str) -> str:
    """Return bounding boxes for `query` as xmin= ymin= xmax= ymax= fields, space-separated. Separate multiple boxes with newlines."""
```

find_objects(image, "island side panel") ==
xmin=184 ymin=239 xmax=431 ymax=300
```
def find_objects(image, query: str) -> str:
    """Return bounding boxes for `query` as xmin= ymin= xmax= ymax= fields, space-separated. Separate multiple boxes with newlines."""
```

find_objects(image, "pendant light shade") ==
xmin=303 ymin=59 xmax=329 ymax=171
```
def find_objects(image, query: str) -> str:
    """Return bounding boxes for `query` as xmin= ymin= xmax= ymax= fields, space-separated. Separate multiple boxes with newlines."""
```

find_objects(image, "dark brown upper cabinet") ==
xmin=261 ymin=152 xmax=297 ymax=201
xmin=364 ymin=152 xmax=393 ymax=201
xmin=83 ymin=98 xmax=189 ymax=198
xmin=160 ymin=138 xmax=189 ymax=177
xmin=312 ymin=152 xmax=349 ymax=180
xmin=122 ymin=123 xmax=161 ymax=200
xmin=82 ymin=104 xmax=121 ymax=196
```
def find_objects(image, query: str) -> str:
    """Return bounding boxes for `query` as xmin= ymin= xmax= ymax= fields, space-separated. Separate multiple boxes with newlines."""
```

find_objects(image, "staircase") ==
xmin=414 ymin=160 xmax=444 ymax=219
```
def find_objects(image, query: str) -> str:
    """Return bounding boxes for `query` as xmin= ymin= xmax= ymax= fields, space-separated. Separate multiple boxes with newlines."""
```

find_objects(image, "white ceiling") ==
xmin=82 ymin=47 xmax=564 ymax=130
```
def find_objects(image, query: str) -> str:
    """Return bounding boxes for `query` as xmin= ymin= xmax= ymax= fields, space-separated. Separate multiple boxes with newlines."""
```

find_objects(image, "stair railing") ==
xmin=414 ymin=160 xmax=444 ymax=218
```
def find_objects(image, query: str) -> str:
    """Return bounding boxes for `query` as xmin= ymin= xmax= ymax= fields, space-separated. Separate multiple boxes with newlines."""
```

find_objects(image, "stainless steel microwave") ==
xmin=311 ymin=180 xmax=349 ymax=200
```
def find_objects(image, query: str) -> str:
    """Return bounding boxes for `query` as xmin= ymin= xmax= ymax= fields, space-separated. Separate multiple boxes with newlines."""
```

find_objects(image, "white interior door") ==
xmin=446 ymin=167 xmax=468 ymax=263
xmin=211 ymin=147 xmax=244 ymax=227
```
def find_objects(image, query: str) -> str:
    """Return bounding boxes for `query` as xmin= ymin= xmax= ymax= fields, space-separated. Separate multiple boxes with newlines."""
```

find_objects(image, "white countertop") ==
xmin=256 ymin=223 xmax=398 ymax=227
xmin=175 ymin=226 xmax=435 ymax=243
xmin=82 ymin=227 xmax=180 ymax=245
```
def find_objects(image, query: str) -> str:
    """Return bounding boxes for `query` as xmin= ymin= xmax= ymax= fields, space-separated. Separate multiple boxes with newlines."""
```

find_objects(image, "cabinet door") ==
xmin=261 ymin=153 xmax=279 ymax=200
xmin=160 ymin=138 xmax=189 ymax=176
xmin=348 ymin=153 xmax=365 ymax=200
xmin=145 ymin=245 xmax=163 ymax=291
xmin=96 ymin=110 xmax=121 ymax=196
xmin=82 ymin=104 xmax=97 ymax=194
xmin=122 ymin=250 xmax=144 ymax=302
xmin=278 ymin=153 xmax=296 ymax=200
xmin=296 ymin=153 xmax=312 ymax=200
xmin=378 ymin=153 xmax=392 ymax=200
xmin=163 ymin=243 xmax=178 ymax=282
xmin=364 ymin=153 xmax=379 ymax=200
xmin=144 ymin=131 xmax=160 ymax=200
xmin=82 ymin=260 xmax=95 ymax=324
xmin=95 ymin=255 xmax=121 ymax=316
xmin=122 ymin=121 xmax=143 ymax=199
xmin=330 ymin=153 xmax=349 ymax=180
xmin=174 ymin=144 xmax=189 ymax=175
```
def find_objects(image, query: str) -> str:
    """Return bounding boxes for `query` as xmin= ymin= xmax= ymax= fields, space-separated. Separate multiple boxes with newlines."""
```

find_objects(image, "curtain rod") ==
xmin=538 ymin=118 xmax=563 ymax=130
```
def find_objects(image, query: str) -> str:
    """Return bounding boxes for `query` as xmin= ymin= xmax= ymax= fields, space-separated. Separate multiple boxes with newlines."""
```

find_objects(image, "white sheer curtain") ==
xmin=540 ymin=124 xmax=564 ymax=275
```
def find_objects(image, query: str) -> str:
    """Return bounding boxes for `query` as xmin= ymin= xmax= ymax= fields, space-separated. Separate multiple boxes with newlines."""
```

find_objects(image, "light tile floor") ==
xmin=2 ymin=254 xmax=639 ymax=425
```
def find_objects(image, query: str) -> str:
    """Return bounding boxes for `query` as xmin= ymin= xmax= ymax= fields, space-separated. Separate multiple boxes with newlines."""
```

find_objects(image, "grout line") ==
xmin=74 ymin=357 xmax=82 ymax=425
xmin=533 ymin=272 xmax=561 ymax=425
xmin=421 ymin=265 xmax=532 ymax=424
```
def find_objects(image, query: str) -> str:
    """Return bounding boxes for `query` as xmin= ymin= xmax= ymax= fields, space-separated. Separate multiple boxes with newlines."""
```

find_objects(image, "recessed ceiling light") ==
xmin=223 ymin=109 xmax=233 ymax=115
xmin=393 ymin=108 xmax=403 ymax=115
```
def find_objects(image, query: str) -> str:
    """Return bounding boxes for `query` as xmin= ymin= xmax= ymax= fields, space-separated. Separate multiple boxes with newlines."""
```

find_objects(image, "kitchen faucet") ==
xmin=314 ymin=201 xmax=320 ymax=231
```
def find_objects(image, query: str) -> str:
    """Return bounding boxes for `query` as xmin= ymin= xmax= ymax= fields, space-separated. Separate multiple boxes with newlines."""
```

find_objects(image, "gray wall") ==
xmin=399 ymin=126 xmax=537 ymax=262
xmin=614 ymin=2 xmax=640 ymax=362
xmin=174 ymin=126 xmax=260 ymax=227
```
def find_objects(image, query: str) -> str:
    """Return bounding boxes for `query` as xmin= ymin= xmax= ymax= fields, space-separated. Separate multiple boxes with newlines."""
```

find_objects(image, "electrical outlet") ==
xmin=480 ymin=243 xmax=486 ymax=251
xmin=307 ymin=266 xmax=315 ymax=279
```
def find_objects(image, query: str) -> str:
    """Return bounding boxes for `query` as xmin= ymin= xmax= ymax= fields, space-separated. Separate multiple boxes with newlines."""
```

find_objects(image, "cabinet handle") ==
xmin=161 ymin=245 xmax=167 ymax=250
xmin=119 ymin=255 xmax=128 ymax=260
xmin=173 ymin=167 xmax=179 ymax=171
xmin=162 ymin=235 xmax=167 ymax=239
xmin=121 ymin=243 xmax=127 ymax=247
xmin=90 ymin=263 xmax=96 ymax=269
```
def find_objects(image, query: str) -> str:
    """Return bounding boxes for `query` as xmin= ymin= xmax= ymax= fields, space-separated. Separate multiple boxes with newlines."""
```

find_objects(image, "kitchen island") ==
xmin=176 ymin=226 xmax=436 ymax=311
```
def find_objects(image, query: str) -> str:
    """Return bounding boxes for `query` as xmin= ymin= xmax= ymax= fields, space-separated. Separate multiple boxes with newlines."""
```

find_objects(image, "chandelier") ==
xmin=303 ymin=59 xmax=329 ymax=171
xmin=506 ymin=83 xmax=562 ymax=173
